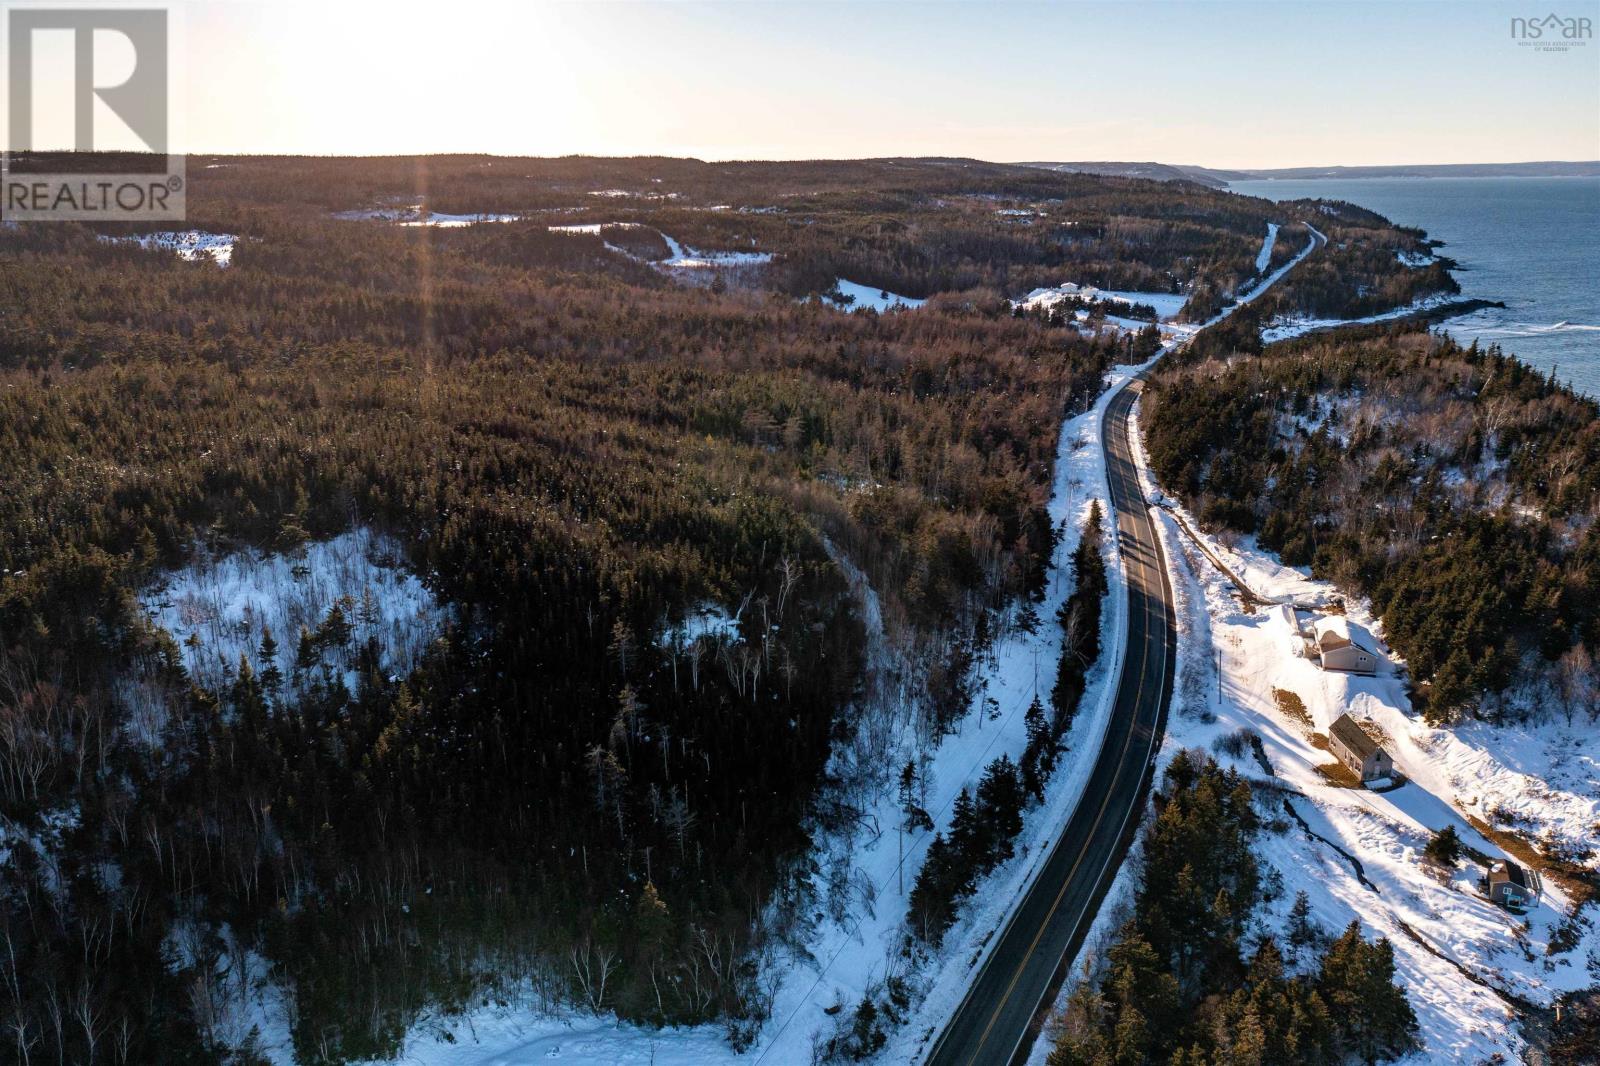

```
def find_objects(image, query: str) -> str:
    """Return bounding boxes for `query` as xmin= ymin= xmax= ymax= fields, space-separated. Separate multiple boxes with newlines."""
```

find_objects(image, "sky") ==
xmin=49 ymin=0 xmax=1600 ymax=165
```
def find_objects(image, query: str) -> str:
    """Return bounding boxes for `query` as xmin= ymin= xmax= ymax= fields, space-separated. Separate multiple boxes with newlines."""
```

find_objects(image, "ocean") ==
xmin=1228 ymin=176 xmax=1600 ymax=399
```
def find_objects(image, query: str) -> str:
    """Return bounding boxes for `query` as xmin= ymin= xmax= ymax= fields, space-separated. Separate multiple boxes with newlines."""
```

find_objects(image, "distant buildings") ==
xmin=1327 ymin=713 xmax=1395 ymax=785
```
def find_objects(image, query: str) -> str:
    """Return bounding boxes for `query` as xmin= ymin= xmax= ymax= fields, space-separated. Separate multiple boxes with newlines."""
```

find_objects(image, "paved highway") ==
xmin=925 ymin=228 xmax=1321 ymax=1066
xmin=924 ymin=377 xmax=1175 ymax=1066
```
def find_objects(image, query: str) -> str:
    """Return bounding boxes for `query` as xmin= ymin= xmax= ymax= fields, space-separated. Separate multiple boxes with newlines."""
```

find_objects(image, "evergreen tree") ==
xmin=1286 ymin=890 xmax=1318 ymax=954
xmin=317 ymin=600 xmax=354 ymax=651
xmin=295 ymin=624 xmax=318 ymax=672
xmin=1423 ymin=825 xmax=1461 ymax=867
xmin=1020 ymin=696 xmax=1050 ymax=802
xmin=257 ymin=625 xmax=283 ymax=695
xmin=976 ymin=755 xmax=1025 ymax=865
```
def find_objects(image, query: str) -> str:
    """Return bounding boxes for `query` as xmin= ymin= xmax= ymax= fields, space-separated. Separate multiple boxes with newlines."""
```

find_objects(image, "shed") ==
xmin=1327 ymin=713 xmax=1394 ymax=784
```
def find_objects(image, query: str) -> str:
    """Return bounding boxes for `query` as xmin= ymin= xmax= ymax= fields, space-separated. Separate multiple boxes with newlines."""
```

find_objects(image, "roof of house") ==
xmin=1314 ymin=616 xmax=1375 ymax=655
xmin=1328 ymin=713 xmax=1380 ymax=760
xmin=1489 ymin=860 xmax=1529 ymax=889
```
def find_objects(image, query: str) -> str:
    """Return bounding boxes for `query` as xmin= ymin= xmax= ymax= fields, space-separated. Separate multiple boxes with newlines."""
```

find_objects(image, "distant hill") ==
xmin=1017 ymin=160 xmax=1237 ymax=188
xmin=1224 ymin=160 xmax=1600 ymax=180
xmin=1023 ymin=160 xmax=1600 ymax=186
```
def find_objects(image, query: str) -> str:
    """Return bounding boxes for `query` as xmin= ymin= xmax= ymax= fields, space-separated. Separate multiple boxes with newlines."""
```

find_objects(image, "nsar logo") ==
xmin=1510 ymin=12 xmax=1593 ymax=50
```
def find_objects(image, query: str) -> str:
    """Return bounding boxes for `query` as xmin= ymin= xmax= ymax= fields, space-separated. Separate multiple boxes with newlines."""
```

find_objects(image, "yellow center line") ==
xmin=962 ymin=389 xmax=1160 ymax=1064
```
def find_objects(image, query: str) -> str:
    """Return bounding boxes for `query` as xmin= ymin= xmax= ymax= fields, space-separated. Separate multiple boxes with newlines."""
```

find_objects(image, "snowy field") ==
xmin=335 ymin=205 xmax=519 ymax=226
xmin=1016 ymin=282 xmax=1186 ymax=321
xmin=548 ymin=222 xmax=773 ymax=273
xmin=826 ymin=279 xmax=925 ymax=312
xmin=400 ymin=212 xmax=520 ymax=227
xmin=140 ymin=528 xmax=449 ymax=698
xmin=101 ymin=229 xmax=238 ymax=266
xmin=350 ymin=1010 xmax=733 ymax=1066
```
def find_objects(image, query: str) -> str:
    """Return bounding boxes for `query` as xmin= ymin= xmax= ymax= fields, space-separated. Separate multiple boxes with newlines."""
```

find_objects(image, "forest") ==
xmin=1045 ymin=753 xmax=1417 ymax=1065
xmin=0 ymin=155 xmax=1329 ymax=1065
xmin=1143 ymin=326 xmax=1600 ymax=724
xmin=0 ymin=152 xmax=1472 ymax=1063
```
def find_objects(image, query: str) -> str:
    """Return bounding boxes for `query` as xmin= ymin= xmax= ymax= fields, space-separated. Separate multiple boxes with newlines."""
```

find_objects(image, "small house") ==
xmin=1327 ymin=713 xmax=1394 ymax=785
xmin=1313 ymin=617 xmax=1379 ymax=675
xmin=1486 ymin=860 xmax=1539 ymax=910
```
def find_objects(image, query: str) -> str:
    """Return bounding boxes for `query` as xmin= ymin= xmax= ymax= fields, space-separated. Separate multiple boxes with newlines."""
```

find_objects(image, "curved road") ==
xmin=926 ymin=229 xmax=1321 ymax=1066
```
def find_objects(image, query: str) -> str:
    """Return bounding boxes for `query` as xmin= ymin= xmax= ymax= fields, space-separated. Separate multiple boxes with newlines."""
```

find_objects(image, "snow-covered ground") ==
xmin=1041 ymin=402 xmax=1600 ymax=1064
xmin=1097 ymin=288 xmax=1188 ymax=319
xmin=826 ymin=279 xmax=925 ymax=312
xmin=1256 ymin=222 xmax=1281 ymax=274
xmin=140 ymin=528 xmax=449 ymax=698
xmin=1261 ymin=291 xmax=1461 ymax=342
xmin=101 ymin=229 xmax=238 ymax=266
xmin=400 ymin=211 xmax=520 ymax=227
xmin=335 ymin=205 xmax=519 ymax=227
xmin=548 ymin=222 xmax=773 ymax=274
xmin=657 ymin=602 xmax=743 ymax=646
xmin=350 ymin=1006 xmax=733 ymax=1066
xmin=333 ymin=205 xmax=421 ymax=222
xmin=1016 ymin=282 xmax=1185 ymax=322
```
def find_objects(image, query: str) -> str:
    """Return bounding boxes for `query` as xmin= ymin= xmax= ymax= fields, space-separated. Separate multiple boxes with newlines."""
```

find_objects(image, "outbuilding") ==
xmin=1327 ymin=713 xmax=1394 ymax=785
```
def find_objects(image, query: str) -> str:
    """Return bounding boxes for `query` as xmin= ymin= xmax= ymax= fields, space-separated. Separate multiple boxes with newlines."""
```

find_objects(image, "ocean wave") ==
xmin=1443 ymin=315 xmax=1600 ymax=338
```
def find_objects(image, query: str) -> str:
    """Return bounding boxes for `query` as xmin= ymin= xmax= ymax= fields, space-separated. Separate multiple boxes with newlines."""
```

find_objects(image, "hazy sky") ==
xmin=161 ymin=0 xmax=1600 ymax=165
